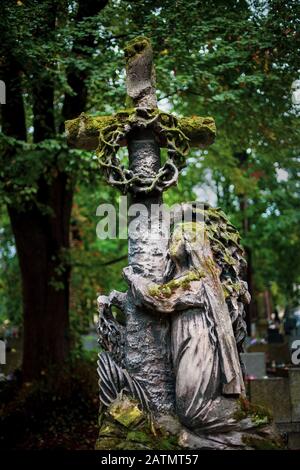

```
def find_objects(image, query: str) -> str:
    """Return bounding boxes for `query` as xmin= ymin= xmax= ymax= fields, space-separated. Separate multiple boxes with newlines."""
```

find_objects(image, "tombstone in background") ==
xmin=241 ymin=352 xmax=266 ymax=378
xmin=288 ymin=432 xmax=300 ymax=450
xmin=248 ymin=368 xmax=300 ymax=449
xmin=289 ymin=368 xmax=300 ymax=422
xmin=249 ymin=377 xmax=291 ymax=423
xmin=66 ymin=37 xmax=283 ymax=450
xmin=247 ymin=342 xmax=290 ymax=365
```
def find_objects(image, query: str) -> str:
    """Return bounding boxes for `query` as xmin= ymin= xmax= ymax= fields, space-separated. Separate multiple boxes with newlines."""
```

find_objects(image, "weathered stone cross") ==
xmin=65 ymin=37 xmax=216 ymax=412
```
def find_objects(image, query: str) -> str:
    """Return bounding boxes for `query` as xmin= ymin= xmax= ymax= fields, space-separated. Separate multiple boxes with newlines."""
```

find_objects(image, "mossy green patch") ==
xmin=99 ymin=420 xmax=125 ymax=438
xmin=96 ymin=397 xmax=182 ymax=450
xmin=109 ymin=396 xmax=143 ymax=427
xmin=234 ymin=396 xmax=272 ymax=426
xmin=124 ymin=36 xmax=152 ymax=61
xmin=179 ymin=116 xmax=216 ymax=147
xmin=126 ymin=430 xmax=152 ymax=445
xmin=148 ymin=269 xmax=205 ymax=299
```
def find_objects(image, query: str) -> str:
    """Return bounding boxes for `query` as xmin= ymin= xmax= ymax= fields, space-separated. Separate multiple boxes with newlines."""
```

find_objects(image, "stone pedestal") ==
xmin=249 ymin=377 xmax=291 ymax=423
xmin=288 ymin=432 xmax=300 ymax=450
xmin=249 ymin=370 xmax=300 ymax=449
xmin=289 ymin=368 xmax=300 ymax=422
xmin=96 ymin=395 xmax=283 ymax=450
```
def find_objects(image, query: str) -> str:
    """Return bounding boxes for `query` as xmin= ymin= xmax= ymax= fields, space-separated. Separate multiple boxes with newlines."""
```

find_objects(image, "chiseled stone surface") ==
xmin=249 ymin=377 xmax=292 ymax=423
xmin=289 ymin=368 xmax=300 ymax=422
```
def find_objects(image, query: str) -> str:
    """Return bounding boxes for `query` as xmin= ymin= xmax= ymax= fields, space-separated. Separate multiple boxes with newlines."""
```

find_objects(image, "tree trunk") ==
xmin=1 ymin=0 xmax=110 ymax=381
xmin=1 ymin=23 xmax=73 ymax=381
xmin=125 ymin=128 xmax=175 ymax=412
xmin=235 ymin=152 xmax=257 ymax=336
xmin=8 ymin=173 xmax=73 ymax=380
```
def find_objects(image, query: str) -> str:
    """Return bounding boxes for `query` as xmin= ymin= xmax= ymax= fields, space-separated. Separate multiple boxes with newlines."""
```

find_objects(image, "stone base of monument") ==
xmin=95 ymin=396 xmax=180 ymax=450
xmin=95 ymin=395 xmax=284 ymax=450
xmin=248 ymin=368 xmax=300 ymax=449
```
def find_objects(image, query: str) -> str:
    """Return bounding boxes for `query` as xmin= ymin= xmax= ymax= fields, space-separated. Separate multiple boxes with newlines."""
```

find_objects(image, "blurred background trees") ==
xmin=0 ymin=0 xmax=299 ymax=380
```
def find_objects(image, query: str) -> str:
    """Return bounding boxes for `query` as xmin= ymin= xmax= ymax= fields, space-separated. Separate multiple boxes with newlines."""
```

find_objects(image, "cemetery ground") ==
xmin=0 ymin=351 xmax=99 ymax=450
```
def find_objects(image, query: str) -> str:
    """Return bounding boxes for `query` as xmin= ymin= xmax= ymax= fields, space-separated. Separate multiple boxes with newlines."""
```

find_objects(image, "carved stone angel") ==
xmin=98 ymin=202 xmax=250 ymax=434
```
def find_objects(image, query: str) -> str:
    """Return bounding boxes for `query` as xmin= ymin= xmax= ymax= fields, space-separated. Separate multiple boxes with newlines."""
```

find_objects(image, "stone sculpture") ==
xmin=66 ymin=37 xmax=282 ymax=450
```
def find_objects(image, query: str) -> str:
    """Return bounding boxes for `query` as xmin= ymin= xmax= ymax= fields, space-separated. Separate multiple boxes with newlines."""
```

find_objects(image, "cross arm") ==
xmin=65 ymin=112 xmax=216 ymax=151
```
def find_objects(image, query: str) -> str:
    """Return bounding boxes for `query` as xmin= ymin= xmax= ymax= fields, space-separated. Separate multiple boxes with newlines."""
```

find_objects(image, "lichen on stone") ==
xmin=109 ymin=396 xmax=143 ymax=427
xmin=148 ymin=269 xmax=205 ymax=299
xmin=95 ymin=396 xmax=181 ymax=450
xmin=179 ymin=116 xmax=216 ymax=148
xmin=124 ymin=36 xmax=152 ymax=61
xmin=234 ymin=396 xmax=272 ymax=426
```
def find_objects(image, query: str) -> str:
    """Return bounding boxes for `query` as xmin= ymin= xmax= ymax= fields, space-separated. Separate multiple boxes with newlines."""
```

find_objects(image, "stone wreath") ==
xmin=96 ymin=107 xmax=190 ymax=194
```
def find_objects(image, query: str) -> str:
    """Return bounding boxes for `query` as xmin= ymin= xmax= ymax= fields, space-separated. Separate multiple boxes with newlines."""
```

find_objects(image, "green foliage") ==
xmin=0 ymin=134 xmax=102 ymax=208
xmin=0 ymin=207 xmax=21 ymax=326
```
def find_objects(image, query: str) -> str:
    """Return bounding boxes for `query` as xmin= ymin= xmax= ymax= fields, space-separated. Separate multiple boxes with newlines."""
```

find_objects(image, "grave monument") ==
xmin=66 ymin=37 xmax=282 ymax=450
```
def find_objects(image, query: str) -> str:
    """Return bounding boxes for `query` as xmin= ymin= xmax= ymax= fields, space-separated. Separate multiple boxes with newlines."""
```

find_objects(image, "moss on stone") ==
xmin=96 ymin=395 xmax=283 ymax=450
xmin=126 ymin=430 xmax=152 ymax=445
xmin=109 ymin=396 xmax=143 ymax=427
xmin=95 ymin=437 xmax=124 ymax=450
xmin=169 ymin=221 xmax=204 ymax=256
xmin=99 ymin=421 xmax=125 ymax=438
xmin=66 ymin=110 xmax=216 ymax=150
xmin=234 ymin=396 xmax=272 ymax=426
xmin=222 ymin=285 xmax=230 ymax=299
xmin=65 ymin=113 xmax=117 ymax=149
xmin=124 ymin=36 xmax=152 ymax=61
xmin=83 ymin=114 xmax=116 ymax=136
xmin=223 ymin=253 xmax=236 ymax=266
xmin=179 ymin=115 xmax=216 ymax=147
xmin=158 ymin=435 xmax=180 ymax=450
xmin=223 ymin=281 xmax=244 ymax=299
xmin=148 ymin=269 xmax=205 ymax=299
xmin=95 ymin=396 xmax=182 ymax=450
